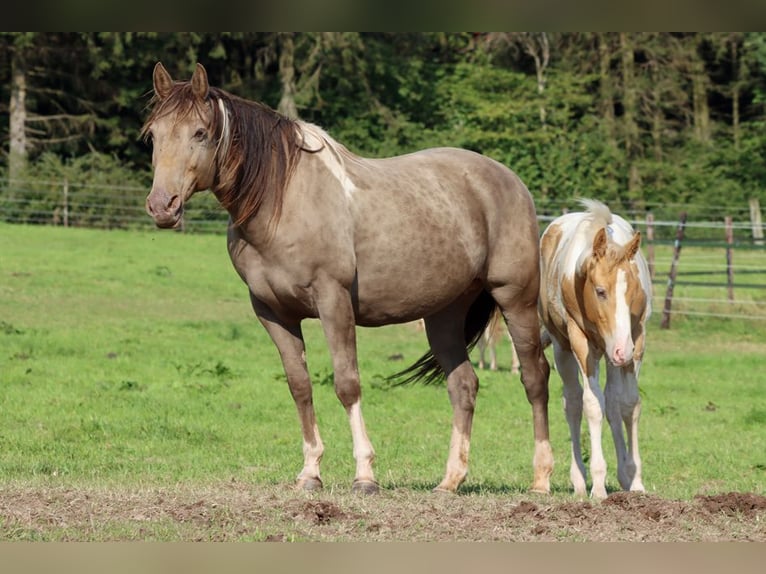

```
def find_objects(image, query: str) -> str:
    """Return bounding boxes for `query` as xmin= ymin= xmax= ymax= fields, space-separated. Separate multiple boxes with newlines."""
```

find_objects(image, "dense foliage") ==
xmin=1 ymin=33 xmax=764 ymax=226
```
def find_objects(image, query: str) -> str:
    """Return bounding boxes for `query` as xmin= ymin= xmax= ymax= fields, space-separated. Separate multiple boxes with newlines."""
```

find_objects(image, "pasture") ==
xmin=1 ymin=222 xmax=765 ymax=541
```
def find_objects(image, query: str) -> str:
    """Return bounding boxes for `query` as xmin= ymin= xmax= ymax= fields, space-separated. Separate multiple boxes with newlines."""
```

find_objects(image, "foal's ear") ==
xmin=592 ymin=227 xmax=608 ymax=259
xmin=624 ymin=231 xmax=641 ymax=260
xmin=191 ymin=63 xmax=209 ymax=99
xmin=153 ymin=62 xmax=174 ymax=100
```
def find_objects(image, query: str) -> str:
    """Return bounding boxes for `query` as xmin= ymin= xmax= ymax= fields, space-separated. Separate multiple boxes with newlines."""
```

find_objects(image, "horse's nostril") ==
xmin=167 ymin=195 xmax=181 ymax=212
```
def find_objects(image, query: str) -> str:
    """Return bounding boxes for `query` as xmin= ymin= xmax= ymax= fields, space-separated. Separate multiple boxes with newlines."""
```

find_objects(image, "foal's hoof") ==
xmin=352 ymin=479 xmax=380 ymax=495
xmin=431 ymin=486 xmax=456 ymax=495
xmin=297 ymin=477 xmax=323 ymax=492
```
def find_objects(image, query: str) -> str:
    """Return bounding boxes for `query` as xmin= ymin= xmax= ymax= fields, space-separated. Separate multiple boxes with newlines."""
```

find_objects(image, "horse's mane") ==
xmin=142 ymin=83 xmax=305 ymax=228
xmin=576 ymin=199 xmax=632 ymax=270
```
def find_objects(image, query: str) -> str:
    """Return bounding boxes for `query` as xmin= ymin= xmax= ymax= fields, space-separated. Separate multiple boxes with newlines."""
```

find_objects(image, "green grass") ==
xmin=1 ymin=222 xmax=765 ymax=500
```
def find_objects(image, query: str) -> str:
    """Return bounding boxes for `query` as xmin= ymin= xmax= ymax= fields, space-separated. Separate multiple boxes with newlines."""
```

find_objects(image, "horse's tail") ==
xmin=389 ymin=290 xmax=496 ymax=386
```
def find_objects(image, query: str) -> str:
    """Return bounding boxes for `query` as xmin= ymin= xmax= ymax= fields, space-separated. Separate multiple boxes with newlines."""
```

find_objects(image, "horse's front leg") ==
xmin=314 ymin=282 xmax=378 ymax=494
xmin=605 ymin=362 xmax=645 ymax=493
xmin=552 ymin=342 xmax=588 ymax=497
xmin=568 ymin=326 xmax=608 ymax=500
xmin=251 ymin=295 xmax=324 ymax=491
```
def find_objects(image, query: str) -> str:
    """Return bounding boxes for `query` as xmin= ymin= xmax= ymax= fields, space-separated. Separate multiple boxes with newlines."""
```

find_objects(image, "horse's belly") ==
xmin=353 ymin=260 xmax=480 ymax=326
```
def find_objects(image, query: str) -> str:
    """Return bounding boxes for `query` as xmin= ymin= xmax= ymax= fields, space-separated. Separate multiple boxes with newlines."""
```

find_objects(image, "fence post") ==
xmin=63 ymin=177 xmax=69 ymax=227
xmin=750 ymin=198 xmax=763 ymax=246
xmin=660 ymin=211 xmax=687 ymax=330
xmin=725 ymin=216 xmax=734 ymax=302
xmin=646 ymin=212 xmax=655 ymax=280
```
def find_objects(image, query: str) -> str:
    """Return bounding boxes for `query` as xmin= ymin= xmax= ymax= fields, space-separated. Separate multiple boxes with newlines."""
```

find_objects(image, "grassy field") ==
xmin=1 ymin=221 xmax=765 ymax=506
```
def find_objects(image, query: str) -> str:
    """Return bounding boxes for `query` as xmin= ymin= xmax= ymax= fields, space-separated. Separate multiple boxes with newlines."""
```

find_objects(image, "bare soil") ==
xmin=1 ymin=482 xmax=765 ymax=541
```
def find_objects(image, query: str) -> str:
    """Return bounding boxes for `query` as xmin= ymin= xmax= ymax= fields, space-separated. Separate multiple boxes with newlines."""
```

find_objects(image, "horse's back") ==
xmin=303 ymin=144 xmax=540 ymax=324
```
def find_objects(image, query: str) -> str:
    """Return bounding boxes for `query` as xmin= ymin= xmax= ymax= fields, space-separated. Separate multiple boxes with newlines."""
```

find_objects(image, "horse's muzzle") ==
xmin=146 ymin=190 xmax=183 ymax=228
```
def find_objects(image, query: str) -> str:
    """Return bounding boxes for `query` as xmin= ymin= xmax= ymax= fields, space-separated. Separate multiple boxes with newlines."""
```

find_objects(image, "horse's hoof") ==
xmin=528 ymin=488 xmax=550 ymax=495
xmin=297 ymin=477 xmax=323 ymax=492
xmin=352 ymin=479 xmax=380 ymax=495
xmin=432 ymin=486 xmax=456 ymax=495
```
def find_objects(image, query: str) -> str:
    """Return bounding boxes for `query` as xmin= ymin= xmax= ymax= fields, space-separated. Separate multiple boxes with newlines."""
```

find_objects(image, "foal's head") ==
xmin=142 ymin=62 xmax=220 ymax=228
xmin=580 ymin=227 xmax=646 ymax=367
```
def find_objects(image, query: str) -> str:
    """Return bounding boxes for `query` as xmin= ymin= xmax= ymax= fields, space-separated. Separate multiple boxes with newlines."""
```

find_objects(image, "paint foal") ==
xmin=539 ymin=199 xmax=651 ymax=499
xmin=142 ymin=62 xmax=553 ymax=494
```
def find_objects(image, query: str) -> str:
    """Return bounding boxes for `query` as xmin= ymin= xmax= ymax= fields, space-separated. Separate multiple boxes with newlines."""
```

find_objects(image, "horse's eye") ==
xmin=193 ymin=129 xmax=207 ymax=142
xmin=595 ymin=287 xmax=608 ymax=300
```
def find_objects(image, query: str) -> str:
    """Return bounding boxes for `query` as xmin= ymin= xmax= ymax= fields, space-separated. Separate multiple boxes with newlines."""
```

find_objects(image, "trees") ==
xmin=1 ymin=33 xmax=764 ymax=221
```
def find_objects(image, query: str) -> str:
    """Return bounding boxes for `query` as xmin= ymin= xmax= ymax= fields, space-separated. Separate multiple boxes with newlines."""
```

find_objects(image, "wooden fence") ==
xmin=2 ymin=178 xmax=765 ymax=326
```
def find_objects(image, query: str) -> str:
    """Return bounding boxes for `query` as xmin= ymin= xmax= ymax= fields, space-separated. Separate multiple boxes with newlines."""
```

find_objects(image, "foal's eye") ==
xmin=595 ymin=287 xmax=608 ymax=300
xmin=193 ymin=129 xmax=207 ymax=142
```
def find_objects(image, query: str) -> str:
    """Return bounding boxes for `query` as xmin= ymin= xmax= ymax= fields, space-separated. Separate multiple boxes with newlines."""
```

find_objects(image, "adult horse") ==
xmin=539 ymin=199 xmax=651 ymax=499
xmin=142 ymin=62 xmax=552 ymax=494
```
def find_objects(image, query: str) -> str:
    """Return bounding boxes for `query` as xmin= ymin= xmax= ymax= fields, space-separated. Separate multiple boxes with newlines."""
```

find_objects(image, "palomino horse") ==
xmin=142 ymin=62 xmax=552 ymax=494
xmin=539 ymin=199 xmax=651 ymax=499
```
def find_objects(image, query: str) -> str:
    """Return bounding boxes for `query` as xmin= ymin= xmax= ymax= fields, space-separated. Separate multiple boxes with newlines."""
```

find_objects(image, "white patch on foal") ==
xmin=609 ymin=268 xmax=634 ymax=366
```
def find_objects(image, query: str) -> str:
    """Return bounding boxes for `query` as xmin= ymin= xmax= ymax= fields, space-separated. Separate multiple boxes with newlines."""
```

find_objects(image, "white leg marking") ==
xmin=347 ymin=400 xmax=376 ymax=483
xmin=583 ymin=366 xmax=608 ymax=499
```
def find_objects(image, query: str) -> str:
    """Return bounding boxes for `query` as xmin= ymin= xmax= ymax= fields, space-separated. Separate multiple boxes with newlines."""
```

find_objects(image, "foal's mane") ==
xmin=142 ymin=82 xmax=305 ymax=227
xmin=577 ymin=199 xmax=634 ymax=270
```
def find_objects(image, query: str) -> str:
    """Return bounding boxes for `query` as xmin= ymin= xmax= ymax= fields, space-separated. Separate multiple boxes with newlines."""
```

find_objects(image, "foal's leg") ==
xmin=605 ymin=363 xmax=645 ymax=492
xmin=424 ymin=308 xmax=477 ymax=493
xmin=552 ymin=342 xmax=588 ymax=497
xmin=498 ymin=297 xmax=553 ymax=494
xmin=509 ymin=336 xmax=521 ymax=375
xmin=251 ymin=296 xmax=324 ymax=491
xmin=568 ymin=329 xmax=608 ymax=499
xmin=313 ymin=282 xmax=377 ymax=494
xmin=477 ymin=334 xmax=489 ymax=370
xmin=488 ymin=338 xmax=498 ymax=371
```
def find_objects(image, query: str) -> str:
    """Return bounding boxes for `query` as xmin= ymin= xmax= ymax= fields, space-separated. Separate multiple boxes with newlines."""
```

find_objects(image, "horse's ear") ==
xmin=624 ymin=231 xmax=641 ymax=260
xmin=153 ymin=62 xmax=174 ymax=100
xmin=592 ymin=228 xmax=608 ymax=259
xmin=191 ymin=63 xmax=209 ymax=99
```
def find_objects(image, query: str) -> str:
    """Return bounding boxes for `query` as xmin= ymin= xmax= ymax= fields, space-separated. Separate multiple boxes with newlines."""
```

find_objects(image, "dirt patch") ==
xmin=695 ymin=492 xmax=766 ymax=517
xmin=0 ymin=483 xmax=764 ymax=541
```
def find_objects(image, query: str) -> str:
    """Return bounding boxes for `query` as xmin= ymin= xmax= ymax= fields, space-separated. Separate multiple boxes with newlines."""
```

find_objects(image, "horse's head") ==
xmin=143 ymin=62 xmax=219 ymax=228
xmin=581 ymin=227 xmax=646 ymax=367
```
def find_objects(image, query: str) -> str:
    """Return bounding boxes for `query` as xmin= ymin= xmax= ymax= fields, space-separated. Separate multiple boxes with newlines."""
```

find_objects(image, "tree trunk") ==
xmin=277 ymin=33 xmax=298 ymax=119
xmin=690 ymin=40 xmax=711 ymax=144
xmin=597 ymin=33 xmax=617 ymax=147
xmin=619 ymin=33 xmax=641 ymax=198
xmin=524 ymin=32 xmax=549 ymax=127
xmin=731 ymin=37 xmax=741 ymax=152
xmin=9 ymin=48 xmax=28 ymax=181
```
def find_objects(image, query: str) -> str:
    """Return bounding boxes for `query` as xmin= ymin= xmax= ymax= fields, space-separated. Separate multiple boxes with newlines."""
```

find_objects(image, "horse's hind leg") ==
xmin=424 ymin=306 xmax=479 ymax=493
xmin=494 ymin=289 xmax=553 ymax=494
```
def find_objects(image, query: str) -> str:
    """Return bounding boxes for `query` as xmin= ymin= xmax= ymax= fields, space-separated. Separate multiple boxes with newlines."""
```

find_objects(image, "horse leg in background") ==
xmin=476 ymin=330 xmax=497 ymax=370
xmin=250 ymin=295 xmax=324 ymax=491
xmin=314 ymin=281 xmax=378 ymax=494
xmin=497 ymin=296 xmax=553 ymax=494
xmin=551 ymin=341 xmax=588 ymax=497
xmin=605 ymin=363 xmax=645 ymax=492
xmin=509 ymin=335 xmax=520 ymax=375
xmin=424 ymin=305 xmax=478 ymax=493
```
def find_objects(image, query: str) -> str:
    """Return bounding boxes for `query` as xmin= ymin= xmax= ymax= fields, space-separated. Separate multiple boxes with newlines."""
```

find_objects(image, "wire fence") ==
xmin=2 ymin=178 xmax=765 ymax=324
